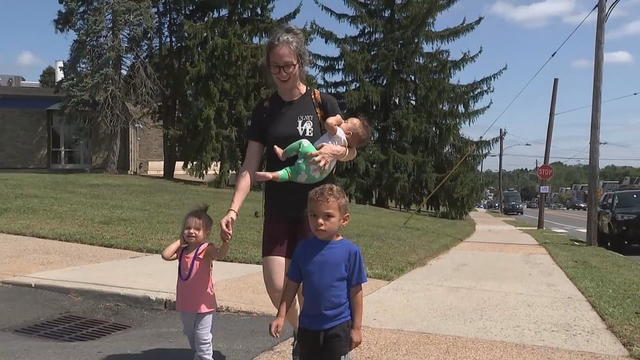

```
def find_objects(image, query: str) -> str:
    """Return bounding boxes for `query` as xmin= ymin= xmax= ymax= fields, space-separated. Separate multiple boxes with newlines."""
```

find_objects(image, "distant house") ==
xmin=0 ymin=86 xmax=163 ymax=173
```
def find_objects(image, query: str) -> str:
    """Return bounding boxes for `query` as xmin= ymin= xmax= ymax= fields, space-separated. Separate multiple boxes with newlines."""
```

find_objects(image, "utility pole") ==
xmin=498 ymin=128 xmax=504 ymax=214
xmin=587 ymin=0 xmax=607 ymax=246
xmin=538 ymin=78 xmax=559 ymax=229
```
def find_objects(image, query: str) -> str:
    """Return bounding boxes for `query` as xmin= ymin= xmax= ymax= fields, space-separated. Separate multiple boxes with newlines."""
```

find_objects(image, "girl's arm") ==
xmin=204 ymin=239 xmax=230 ymax=262
xmin=219 ymin=140 xmax=265 ymax=242
xmin=161 ymin=239 xmax=182 ymax=261
xmin=349 ymin=284 xmax=364 ymax=350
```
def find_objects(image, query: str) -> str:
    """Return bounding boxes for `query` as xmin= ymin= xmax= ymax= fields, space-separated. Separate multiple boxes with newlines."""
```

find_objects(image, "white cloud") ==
xmin=609 ymin=20 xmax=640 ymax=39
xmin=571 ymin=51 xmax=634 ymax=68
xmin=16 ymin=51 xmax=43 ymax=66
xmin=605 ymin=50 xmax=634 ymax=63
xmin=490 ymin=0 xmax=578 ymax=27
xmin=571 ymin=58 xmax=591 ymax=68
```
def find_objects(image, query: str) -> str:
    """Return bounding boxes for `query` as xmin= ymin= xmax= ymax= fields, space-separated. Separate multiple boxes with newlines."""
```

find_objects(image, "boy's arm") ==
xmin=350 ymin=284 xmax=364 ymax=350
xmin=324 ymin=114 xmax=343 ymax=136
xmin=269 ymin=278 xmax=301 ymax=338
xmin=161 ymin=239 xmax=182 ymax=261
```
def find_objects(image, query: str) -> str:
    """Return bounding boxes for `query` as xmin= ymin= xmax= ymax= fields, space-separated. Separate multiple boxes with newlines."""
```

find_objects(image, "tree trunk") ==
xmin=106 ymin=128 xmax=121 ymax=174
xmin=162 ymin=101 xmax=177 ymax=179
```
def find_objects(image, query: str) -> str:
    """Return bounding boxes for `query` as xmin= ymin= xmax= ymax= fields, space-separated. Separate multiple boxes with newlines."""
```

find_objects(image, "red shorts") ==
xmin=262 ymin=215 xmax=311 ymax=258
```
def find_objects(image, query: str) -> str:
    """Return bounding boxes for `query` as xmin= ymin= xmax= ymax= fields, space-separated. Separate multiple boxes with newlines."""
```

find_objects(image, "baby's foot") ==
xmin=274 ymin=145 xmax=286 ymax=161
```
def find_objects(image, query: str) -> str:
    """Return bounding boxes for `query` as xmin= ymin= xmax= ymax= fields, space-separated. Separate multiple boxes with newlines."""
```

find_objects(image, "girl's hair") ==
xmin=265 ymin=24 xmax=309 ymax=80
xmin=183 ymin=205 xmax=213 ymax=232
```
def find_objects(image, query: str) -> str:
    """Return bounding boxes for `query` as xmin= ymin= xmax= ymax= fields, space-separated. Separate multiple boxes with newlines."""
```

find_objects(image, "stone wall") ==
xmin=0 ymin=108 xmax=48 ymax=168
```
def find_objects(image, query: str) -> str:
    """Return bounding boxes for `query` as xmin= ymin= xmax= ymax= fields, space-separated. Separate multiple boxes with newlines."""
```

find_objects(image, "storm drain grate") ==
xmin=14 ymin=314 xmax=131 ymax=342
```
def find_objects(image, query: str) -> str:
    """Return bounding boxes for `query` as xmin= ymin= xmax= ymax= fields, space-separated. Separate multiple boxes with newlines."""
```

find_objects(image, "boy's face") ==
xmin=182 ymin=217 xmax=209 ymax=246
xmin=307 ymin=199 xmax=350 ymax=241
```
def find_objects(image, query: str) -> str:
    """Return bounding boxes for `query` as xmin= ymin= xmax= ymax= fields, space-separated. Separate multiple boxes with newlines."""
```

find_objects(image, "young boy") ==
xmin=269 ymin=184 xmax=367 ymax=360
xmin=255 ymin=115 xmax=371 ymax=184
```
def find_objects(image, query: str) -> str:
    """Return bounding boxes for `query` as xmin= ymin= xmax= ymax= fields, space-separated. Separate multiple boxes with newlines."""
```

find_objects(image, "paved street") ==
xmin=511 ymin=208 xmax=640 ymax=262
xmin=0 ymin=285 xmax=288 ymax=360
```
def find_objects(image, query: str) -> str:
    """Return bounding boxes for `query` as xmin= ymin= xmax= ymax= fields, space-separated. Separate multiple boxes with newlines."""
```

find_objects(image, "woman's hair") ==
xmin=265 ymin=24 xmax=309 ymax=80
xmin=308 ymin=184 xmax=349 ymax=215
xmin=182 ymin=205 xmax=213 ymax=233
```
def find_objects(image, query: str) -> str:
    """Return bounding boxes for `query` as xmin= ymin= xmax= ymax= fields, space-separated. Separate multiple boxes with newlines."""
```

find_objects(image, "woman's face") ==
xmin=268 ymin=45 xmax=301 ymax=89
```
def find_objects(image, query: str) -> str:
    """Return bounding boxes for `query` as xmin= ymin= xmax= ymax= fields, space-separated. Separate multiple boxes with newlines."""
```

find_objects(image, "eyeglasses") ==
xmin=269 ymin=63 xmax=298 ymax=75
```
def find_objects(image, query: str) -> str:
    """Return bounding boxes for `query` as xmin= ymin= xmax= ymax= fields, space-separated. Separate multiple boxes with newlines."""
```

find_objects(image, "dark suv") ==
xmin=502 ymin=190 xmax=524 ymax=215
xmin=597 ymin=189 xmax=640 ymax=249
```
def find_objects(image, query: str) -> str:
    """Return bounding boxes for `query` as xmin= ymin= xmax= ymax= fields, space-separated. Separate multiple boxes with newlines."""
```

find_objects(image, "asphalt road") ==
xmin=511 ymin=207 xmax=640 ymax=262
xmin=0 ymin=285 xmax=289 ymax=360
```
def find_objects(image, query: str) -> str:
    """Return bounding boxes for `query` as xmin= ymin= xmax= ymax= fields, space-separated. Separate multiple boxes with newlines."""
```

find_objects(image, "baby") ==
xmin=255 ymin=115 xmax=371 ymax=184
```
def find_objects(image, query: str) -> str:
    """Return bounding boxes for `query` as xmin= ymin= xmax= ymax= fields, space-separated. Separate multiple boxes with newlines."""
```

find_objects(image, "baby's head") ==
xmin=341 ymin=116 xmax=372 ymax=148
xmin=181 ymin=205 xmax=213 ymax=245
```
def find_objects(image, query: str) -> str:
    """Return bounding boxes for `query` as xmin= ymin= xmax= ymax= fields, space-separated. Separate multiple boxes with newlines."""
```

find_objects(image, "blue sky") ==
xmin=2 ymin=0 xmax=638 ymax=171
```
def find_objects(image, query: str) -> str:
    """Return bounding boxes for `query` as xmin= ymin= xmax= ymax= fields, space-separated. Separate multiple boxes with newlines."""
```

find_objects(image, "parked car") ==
xmin=527 ymin=200 xmax=539 ymax=209
xmin=568 ymin=201 xmax=587 ymax=210
xmin=597 ymin=190 xmax=640 ymax=249
xmin=502 ymin=189 xmax=524 ymax=215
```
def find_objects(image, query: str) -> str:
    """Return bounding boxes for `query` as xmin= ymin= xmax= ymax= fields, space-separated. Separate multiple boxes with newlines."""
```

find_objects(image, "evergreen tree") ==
xmin=149 ymin=0 xmax=216 ymax=179
xmin=312 ymin=0 xmax=503 ymax=219
xmin=55 ymin=0 xmax=159 ymax=174
xmin=179 ymin=2 xmax=300 ymax=185
xmin=39 ymin=66 xmax=56 ymax=88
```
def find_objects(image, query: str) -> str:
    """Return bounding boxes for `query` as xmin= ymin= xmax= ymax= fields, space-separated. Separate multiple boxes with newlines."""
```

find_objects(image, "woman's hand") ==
xmin=219 ymin=210 xmax=237 ymax=242
xmin=308 ymin=143 xmax=347 ymax=169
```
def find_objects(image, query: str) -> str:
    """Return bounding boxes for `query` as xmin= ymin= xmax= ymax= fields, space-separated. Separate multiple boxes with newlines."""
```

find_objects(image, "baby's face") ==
xmin=341 ymin=117 xmax=360 ymax=136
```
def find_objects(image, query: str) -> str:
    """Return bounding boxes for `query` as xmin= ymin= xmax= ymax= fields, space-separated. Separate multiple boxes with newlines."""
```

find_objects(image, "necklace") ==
xmin=178 ymin=243 xmax=204 ymax=281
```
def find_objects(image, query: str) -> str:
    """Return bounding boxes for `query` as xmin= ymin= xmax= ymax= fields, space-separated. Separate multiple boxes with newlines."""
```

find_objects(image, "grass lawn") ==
xmin=0 ymin=173 xmax=475 ymax=280
xmin=486 ymin=212 xmax=640 ymax=357
xmin=523 ymin=229 xmax=640 ymax=359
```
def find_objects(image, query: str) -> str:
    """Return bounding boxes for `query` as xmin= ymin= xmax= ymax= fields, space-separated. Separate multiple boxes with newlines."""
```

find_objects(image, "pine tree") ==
xmin=312 ymin=0 xmax=503 ymax=218
xmin=55 ymin=0 xmax=159 ymax=174
xmin=39 ymin=66 xmax=56 ymax=88
xmin=179 ymin=2 xmax=300 ymax=185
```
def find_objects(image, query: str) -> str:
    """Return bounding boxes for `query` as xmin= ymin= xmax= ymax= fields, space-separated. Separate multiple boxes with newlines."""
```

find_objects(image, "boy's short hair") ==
xmin=308 ymin=184 xmax=349 ymax=214
xmin=183 ymin=205 xmax=213 ymax=232
xmin=348 ymin=115 xmax=372 ymax=148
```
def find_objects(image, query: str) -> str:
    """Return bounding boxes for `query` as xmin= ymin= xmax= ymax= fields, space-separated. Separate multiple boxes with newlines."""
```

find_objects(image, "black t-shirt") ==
xmin=246 ymin=89 xmax=341 ymax=217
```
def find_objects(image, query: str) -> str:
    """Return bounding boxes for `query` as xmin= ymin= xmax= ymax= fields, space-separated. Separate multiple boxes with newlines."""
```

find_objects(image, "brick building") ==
xmin=0 ymin=86 xmax=163 ymax=173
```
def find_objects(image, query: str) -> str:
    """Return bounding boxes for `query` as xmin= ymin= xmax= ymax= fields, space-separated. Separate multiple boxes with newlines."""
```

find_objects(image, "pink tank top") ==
xmin=176 ymin=243 xmax=217 ymax=313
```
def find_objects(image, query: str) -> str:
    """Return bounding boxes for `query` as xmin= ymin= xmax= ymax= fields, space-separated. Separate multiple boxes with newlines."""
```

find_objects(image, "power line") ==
xmin=501 ymin=153 xmax=640 ymax=161
xmin=479 ymin=2 xmax=598 ymax=139
xmin=555 ymin=91 xmax=638 ymax=116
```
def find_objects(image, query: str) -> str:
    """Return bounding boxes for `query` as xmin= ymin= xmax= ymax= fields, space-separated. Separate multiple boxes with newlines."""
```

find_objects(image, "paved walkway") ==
xmin=1 ymin=210 xmax=630 ymax=359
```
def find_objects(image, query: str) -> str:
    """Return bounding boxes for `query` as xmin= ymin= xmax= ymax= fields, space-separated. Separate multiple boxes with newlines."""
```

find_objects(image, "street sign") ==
xmin=537 ymin=164 xmax=553 ymax=180
xmin=539 ymin=185 xmax=550 ymax=193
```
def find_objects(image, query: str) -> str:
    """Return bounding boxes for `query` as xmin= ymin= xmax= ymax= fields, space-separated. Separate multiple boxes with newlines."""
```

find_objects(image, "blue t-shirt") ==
xmin=287 ymin=236 xmax=368 ymax=331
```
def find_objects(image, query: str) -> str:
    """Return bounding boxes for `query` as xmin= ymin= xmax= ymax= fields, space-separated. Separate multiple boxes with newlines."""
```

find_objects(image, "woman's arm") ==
xmin=309 ymin=143 xmax=356 ymax=168
xmin=219 ymin=140 xmax=264 ymax=242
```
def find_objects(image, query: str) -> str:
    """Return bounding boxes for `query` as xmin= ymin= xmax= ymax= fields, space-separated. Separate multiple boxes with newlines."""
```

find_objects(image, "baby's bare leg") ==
xmin=255 ymin=171 xmax=280 ymax=182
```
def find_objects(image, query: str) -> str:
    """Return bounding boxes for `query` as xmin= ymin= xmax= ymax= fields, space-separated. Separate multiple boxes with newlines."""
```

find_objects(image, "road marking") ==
xmin=577 ymin=229 xmax=587 ymax=233
xmin=522 ymin=213 xmax=583 ymax=231
xmin=552 ymin=229 xmax=568 ymax=233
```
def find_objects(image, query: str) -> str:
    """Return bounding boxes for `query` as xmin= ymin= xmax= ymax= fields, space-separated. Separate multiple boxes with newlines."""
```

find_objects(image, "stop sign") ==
xmin=537 ymin=164 xmax=553 ymax=180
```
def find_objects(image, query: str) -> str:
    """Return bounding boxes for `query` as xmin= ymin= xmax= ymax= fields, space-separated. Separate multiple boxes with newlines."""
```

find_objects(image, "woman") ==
xmin=219 ymin=24 xmax=353 ymax=358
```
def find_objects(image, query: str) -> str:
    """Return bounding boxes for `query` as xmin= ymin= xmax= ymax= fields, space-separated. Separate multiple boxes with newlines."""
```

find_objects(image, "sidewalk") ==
xmin=1 ymin=211 xmax=631 ymax=359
